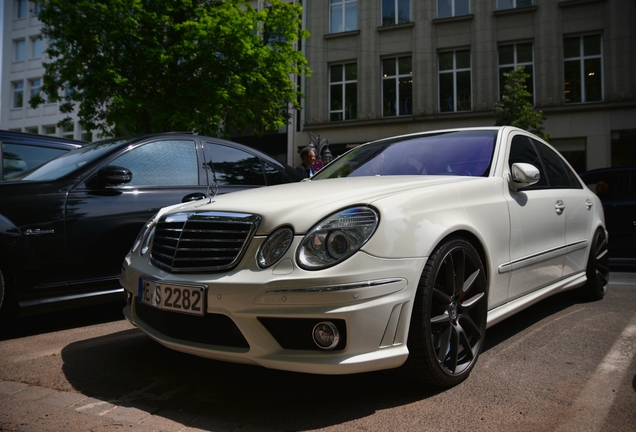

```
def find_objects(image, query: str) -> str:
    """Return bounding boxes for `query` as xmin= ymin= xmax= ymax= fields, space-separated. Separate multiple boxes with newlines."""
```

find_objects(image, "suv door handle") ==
xmin=586 ymin=199 xmax=593 ymax=210
xmin=555 ymin=200 xmax=565 ymax=215
xmin=182 ymin=192 xmax=207 ymax=202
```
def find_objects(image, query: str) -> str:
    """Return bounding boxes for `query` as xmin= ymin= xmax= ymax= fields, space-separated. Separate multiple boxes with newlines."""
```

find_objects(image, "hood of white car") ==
xmin=165 ymin=175 xmax=476 ymax=234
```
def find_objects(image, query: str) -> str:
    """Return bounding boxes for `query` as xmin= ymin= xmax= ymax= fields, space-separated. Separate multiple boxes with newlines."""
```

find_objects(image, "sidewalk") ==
xmin=0 ymin=381 xmax=272 ymax=432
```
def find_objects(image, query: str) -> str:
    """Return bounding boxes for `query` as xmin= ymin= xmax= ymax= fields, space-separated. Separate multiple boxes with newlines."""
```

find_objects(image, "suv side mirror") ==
xmin=92 ymin=165 xmax=133 ymax=187
xmin=508 ymin=163 xmax=540 ymax=191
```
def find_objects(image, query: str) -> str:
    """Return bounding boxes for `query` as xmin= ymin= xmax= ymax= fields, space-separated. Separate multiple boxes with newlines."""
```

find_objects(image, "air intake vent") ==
xmin=150 ymin=211 xmax=261 ymax=273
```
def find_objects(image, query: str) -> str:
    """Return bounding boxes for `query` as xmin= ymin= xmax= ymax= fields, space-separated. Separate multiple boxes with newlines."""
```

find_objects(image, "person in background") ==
xmin=296 ymin=146 xmax=317 ymax=178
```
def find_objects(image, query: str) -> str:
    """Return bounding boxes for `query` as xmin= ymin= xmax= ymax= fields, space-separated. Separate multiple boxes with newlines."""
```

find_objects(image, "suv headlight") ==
xmin=297 ymin=206 xmax=379 ymax=270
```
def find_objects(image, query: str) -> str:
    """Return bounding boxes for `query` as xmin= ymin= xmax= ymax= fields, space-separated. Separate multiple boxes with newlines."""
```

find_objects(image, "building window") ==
xmin=382 ymin=0 xmax=411 ymax=26
xmin=438 ymin=0 xmax=470 ymax=18
xmin=382 ymin=56 xmax=412 ymax=117
xmin=29 ymin=78 xmax=41 ymax=100
xmin=43 ymin=125 xmax=56 ymax=135
xmin=439 ymin=49 xmax=471 ymax=113
xmin=80 ymin=124 xmax=93 ymax=142
xmin=14 ymin=39 xmax=25 ymax=62
xmin=330 ymin=0 xmax=357 ymax=33
xmin=31 ymin=36 xmax=42 ymax=58
xmin=330 ymin=63 xmax=357 ymax=121
xmin=564 ymin=35 xmax=603 ymax=103
xmin=31 ymin=1 xmax=42 ymax=16
xmin=62 ymin=124 xmax=75 ymax=139
xmin=25 ymin=127 xmax=39 ymax=134
xmin=15 ymin=0 xmax=27 ymax=19
xmin=497 ymin=0 xmax=532 ymax=10
xmin=13 ymin=82 xmax=24 ymax=108
xmin=498 ymin=42 xmax=534 ymax=104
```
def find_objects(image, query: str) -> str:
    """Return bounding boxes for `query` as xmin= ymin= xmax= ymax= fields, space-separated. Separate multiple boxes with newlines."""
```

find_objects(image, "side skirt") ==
xmin=486 ymin=271 xmax=587 ymax=329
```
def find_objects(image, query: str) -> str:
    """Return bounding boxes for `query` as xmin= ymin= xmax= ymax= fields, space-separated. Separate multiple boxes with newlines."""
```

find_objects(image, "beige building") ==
xmin=296 ymin=0 xmax=636 ymax=172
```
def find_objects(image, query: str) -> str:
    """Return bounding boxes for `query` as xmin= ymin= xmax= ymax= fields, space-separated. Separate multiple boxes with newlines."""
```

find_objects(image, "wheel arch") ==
xmin=434 ymin=229 xmax=490 ymax=288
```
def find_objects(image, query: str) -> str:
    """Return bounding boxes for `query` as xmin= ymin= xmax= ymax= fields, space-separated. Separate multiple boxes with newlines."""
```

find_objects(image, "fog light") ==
xmin=313 ymin=322 xmax=340 ymax=350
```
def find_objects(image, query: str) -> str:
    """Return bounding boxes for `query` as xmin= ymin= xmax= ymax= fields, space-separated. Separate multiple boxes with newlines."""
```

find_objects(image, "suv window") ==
xmin=263 ymin=160 xmax=289 ymax=185
xmin=206 ymin=142 xmax=266 ymax=186
xmin=108 ymin=140 xmax=199 ymax=186
xmin=2 ymin=143 xmax=68 ymax=180
xmin=613 ymin=170 xmax=636 ymax=200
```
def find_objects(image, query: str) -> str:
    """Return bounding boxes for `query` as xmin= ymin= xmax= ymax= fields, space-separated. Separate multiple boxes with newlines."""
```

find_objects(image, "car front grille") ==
xmin=150 ymin=211 xmax=261 ymax=273
xmin=135 ymin=300 xmax=250 ymax=349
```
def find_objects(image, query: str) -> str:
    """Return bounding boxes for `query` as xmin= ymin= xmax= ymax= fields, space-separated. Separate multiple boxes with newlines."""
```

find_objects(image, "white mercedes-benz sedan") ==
xmin=120 ymin=126 xmax=608 ymax=387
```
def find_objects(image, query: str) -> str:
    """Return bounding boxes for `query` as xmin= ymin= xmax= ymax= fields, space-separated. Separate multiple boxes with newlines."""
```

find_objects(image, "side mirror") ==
xmin=509 ymin=163 xmax=540 ymax=191
xmin=94 ymin=165 xmax=133 ymax=186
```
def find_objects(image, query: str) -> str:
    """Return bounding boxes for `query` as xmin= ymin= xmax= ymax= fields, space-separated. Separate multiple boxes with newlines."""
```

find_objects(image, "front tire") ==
xmin=405 ymin=237 xmax=488 ymax=387
xmin=582 ymin=228 xmax=609 ymax=301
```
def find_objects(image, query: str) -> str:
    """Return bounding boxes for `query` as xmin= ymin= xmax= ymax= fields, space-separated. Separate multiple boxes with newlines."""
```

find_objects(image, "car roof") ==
xmin=580 ymin=166 xmax=636 ymax=177
xmin=0 ymin=130 xmax=85 ymax=149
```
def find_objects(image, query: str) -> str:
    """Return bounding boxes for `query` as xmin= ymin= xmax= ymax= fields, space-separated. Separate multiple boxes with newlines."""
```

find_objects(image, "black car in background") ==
xmin=1 ymin=130 xmax=84 ymax=181
xmin=580 ymin=167 xmax=636 ymax=266
xmin=0 ymin=133 xmax=303 ymax=316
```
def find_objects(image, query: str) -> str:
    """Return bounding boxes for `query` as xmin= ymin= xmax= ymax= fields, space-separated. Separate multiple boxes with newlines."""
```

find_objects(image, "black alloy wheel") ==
xmin=405 ymin=237 xmax=488 ymax=387
xmin=582 ymin=228 xmax=610 ymax=301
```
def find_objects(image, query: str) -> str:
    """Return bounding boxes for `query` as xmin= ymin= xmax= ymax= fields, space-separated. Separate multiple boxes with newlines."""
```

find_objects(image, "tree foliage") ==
xmin=493 ymin=67 xmax=549 ymax=141
xmin=31 ymin=0 xmax=310 ymax=137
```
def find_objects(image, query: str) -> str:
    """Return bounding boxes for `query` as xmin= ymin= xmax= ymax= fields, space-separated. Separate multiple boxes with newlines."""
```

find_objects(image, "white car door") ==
xmin=529 ymin=137 xmax=594 ymax=276
xmin=503 ymin=134 xmax=567 ymax=301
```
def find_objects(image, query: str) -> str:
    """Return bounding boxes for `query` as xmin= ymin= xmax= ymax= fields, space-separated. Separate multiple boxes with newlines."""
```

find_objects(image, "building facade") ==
xmin=3 ymin=0 xmax=634 ymax=170
xmin=296 ymin=0 xmax=636 ymax=172
xmin=1 ymin=0 xmax=91 ymax=141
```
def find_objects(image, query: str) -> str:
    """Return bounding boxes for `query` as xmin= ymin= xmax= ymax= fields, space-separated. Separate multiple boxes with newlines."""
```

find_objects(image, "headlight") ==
xmin=257 ymin=226 xmax=294 ymax=268
xmin=131 ymin=215 xmax=158 ymax=256
xmin=297 ymin=206 xmax=379 ymax=270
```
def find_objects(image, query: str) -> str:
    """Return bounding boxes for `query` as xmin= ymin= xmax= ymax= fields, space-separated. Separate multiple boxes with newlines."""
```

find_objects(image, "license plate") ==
xmin=138 ymin=278 xmax=206 ymax=316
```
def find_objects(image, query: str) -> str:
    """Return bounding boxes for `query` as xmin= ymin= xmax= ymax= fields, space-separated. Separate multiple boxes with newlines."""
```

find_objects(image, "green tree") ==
xmin=494 ymin=66 xmax=549 ymax=141
xmin=31 ymin=0 xmax=310 ymax=138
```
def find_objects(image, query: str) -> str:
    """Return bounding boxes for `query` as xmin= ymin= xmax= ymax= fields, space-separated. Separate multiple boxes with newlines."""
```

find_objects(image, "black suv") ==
xmin=580 ymin=167 xmax=636 ymax=266
xmin=0 ymin=133 xmax=303 ymax=316
xmin=1 ymin=130 xmax=84 ymax=181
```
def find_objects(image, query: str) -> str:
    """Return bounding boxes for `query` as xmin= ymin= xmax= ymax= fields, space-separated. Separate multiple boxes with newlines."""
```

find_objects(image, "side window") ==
xmin=584 ymin=172 xmax=618 ymax=201
xmin=614 ymin=170 xmax=636 ymax=200
xmin=205 ymin=143 xmax=266 ymax=186
xmin=109 ymin=140 xmax=198 ymax=186
xmin=2 ymin=143 xmax=67 ymax=180
xmin=263 ymin=161 xmax=289 ymax=185
xmin=532 ymin=139 xmax=580 ymax=188
xmin=508 ymin=135 xmax=547 ymax=188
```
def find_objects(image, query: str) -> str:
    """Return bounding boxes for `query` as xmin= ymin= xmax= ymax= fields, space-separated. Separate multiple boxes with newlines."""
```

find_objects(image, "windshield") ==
xmin=313 ymin=130 xmax=497 ymax=180
xmin=15 ymin=137 xmax=131 ymax=181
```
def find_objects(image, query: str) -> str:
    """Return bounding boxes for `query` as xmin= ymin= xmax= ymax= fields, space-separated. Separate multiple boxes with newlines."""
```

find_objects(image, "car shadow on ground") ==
xmin=481 ymin=288 xmax=584 ymax=353
xmin=60 ymin=329 xmax=441 ymax=430
xmin=0 ymin=301 xmax=126 ymax=342
xmin=55 ymin=287 xmax=595 ymax=431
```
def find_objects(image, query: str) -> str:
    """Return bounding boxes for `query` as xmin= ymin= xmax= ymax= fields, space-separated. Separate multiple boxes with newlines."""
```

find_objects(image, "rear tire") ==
xmin=582 ymin=228 xmax=609 ymax=301
xmin=404 ymin=237 xmax=488 ymax=387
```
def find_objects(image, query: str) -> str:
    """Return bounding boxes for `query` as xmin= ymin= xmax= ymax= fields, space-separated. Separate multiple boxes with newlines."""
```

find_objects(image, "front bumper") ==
xmin=120 ymin=238 xmax=426 ymax=375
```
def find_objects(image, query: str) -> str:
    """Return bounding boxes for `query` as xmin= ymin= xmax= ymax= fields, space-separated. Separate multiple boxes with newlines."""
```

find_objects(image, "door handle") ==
xmin=555 ymin=200 xmax=565 ymax=215
xmin=585 ymin=199 xmax=593 ymax=210
xmin=182 ymin=192 xmax=207 ymax=203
